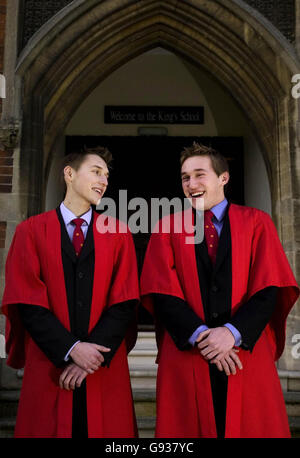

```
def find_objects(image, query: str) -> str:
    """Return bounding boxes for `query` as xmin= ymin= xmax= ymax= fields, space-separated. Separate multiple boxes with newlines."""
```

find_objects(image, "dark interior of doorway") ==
xmin=66 ymin=135 xmax=244 ymax=327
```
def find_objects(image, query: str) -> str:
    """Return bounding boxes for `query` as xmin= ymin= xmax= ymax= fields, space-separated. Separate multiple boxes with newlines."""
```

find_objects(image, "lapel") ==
xmin=56 ymin=207 xmax=77 ymax=263
xmin=192 ymin=207 xmax=212 ymax=273
xmin=214 ymin=204 xmax=231 ymax=273
xmin=79 ymin=211 xmax=95 ymax=263
xmin=194 ymin=203 xmax=231 ymax=274
xmin=55 ymin=207 xmax=95 ymax=263
xmin=196 ymin=237 xmax=212 ymax=272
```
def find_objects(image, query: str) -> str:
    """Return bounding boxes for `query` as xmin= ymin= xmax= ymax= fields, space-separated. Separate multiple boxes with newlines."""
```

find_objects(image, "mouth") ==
xmin=190 ymin=191 xmax=205 ymax=198
xmin=92 ymin=187 xmax=104 ymax=197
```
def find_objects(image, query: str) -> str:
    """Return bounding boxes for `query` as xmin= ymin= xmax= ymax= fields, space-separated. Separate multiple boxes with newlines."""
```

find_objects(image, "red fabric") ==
xmin=140 ymin=204 xmax=299 ymax=438
xmin=204 ymin=210 xmax=218 ymax=264
xmin=71 ymin=218 xmax=85 ymax=256
xmin=1 ymin=210 xmax=140 ymax=438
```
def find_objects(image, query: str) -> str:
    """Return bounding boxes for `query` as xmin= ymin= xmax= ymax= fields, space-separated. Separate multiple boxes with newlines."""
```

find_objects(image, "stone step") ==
xmin=1 ymin=388 xmax=299 ymax=438
xmin=136 ymin=417 xmax=156 ymax=439
xmin=289 ymin=416 xmax=300 ymax=438
xmin=0 ymin=418 xmax=15 ymax=438
xmin=128 ymin=332 xmax=158 ymax=366
xmin=0 ymin=390 xmax=19 ymax=418
xmin=284 ymin=391 xmax=300 ymax=417
xmin=133 ymin=388 xmax=156 ymax=418
xmin=129 ymin=365 xmax=157 ymax=389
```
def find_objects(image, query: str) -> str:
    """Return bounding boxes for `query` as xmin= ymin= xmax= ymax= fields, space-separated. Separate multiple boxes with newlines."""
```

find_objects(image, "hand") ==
xmin=196 ymin=327 xmax=235 ymax=361
xmin=69 ymin=342 xmax=111 ymax=374
xmin=210 ymin=349 xmax=243 ymax=376
xmin=59 ymin=363 xmax=88 ymax=390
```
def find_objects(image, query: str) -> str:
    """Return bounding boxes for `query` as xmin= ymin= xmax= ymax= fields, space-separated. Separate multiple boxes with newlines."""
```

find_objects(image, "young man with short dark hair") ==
xmin=141 ymin=142 xmax=299 ymax=438
xmin=2 ymin=147 xmax=139 ymax=438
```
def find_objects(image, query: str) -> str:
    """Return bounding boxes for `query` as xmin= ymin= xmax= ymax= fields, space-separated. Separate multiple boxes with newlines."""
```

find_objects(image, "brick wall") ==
xmin=0 ymin=221 xmax=6 ymax=248
xmin=0 ymin=0 xmax=6 ymax=116
xmin=0 ymin=147 xmax=12 ymax=193
xmin=0 ymin=1 xmax=8 ymax=253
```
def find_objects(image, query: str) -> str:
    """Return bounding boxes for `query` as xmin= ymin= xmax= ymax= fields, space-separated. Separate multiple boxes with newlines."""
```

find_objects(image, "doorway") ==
xmin=66 ymin=135 xmax=244 ymax=326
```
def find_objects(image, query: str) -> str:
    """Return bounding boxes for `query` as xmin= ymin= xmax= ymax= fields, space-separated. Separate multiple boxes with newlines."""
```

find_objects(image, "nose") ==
xmin=189 ymin=176 xmax=198 ymax=190
xmin=99 ymin=175 xmax=108 ymax=186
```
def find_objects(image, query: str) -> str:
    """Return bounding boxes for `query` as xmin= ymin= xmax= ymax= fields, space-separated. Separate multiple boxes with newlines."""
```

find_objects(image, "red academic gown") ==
xmin=2 ymin=210 xmax=140 ymax=438
xmin=140 ymin=204 xmax=299 ymax=438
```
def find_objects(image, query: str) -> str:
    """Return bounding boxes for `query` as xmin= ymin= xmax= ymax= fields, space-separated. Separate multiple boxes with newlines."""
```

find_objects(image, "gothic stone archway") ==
xmin=14 ymin=0 xmax=300 ymax=371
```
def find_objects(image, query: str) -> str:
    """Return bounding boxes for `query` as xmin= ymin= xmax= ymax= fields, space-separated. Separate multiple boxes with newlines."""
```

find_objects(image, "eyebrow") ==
xmin=181 ymin=168 xmax=206 ymax=176
xmin=91 ymin=165 xmax=109 ymax=176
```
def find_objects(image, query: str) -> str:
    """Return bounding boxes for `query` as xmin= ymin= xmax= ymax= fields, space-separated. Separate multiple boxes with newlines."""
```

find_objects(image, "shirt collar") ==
xmin=210 ymin=198 xmax=228 ymax=222
xmin=60 ymin=202 xmax=92 ymax=226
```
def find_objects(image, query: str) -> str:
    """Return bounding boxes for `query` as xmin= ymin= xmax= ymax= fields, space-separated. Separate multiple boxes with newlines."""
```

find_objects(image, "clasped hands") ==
xmin=59 ymin=342 xmax=110 ymax=391
xmin=196 ymin=327 xmax=243 ymax=376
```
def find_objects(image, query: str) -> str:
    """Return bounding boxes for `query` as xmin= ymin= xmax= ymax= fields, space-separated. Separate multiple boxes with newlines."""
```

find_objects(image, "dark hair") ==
xmin=180 ymin=142 xmax=229 ymax=176
xmin=61 ymin=145 xmax=113 ymax=186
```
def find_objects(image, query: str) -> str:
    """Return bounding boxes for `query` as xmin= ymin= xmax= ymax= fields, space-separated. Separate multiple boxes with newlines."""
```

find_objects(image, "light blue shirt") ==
xmin=59 ymin=202 xmax=92 ymax=360
xmin=60 ymin=202 xmax=92 ymax=241
xmin=189 ymin=199 xmax=242 ymax=347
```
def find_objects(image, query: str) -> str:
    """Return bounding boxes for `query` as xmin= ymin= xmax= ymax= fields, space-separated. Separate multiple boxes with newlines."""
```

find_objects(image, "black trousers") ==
xmin=72 ymin=381 xmax=88 ymax=439
xmin=209 ymin=364 xmax=228 ymax=438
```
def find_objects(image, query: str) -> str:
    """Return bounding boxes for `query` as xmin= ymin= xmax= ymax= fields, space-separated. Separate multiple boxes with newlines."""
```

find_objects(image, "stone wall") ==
xmin=0 ymin=0 xmax=299 ymax=389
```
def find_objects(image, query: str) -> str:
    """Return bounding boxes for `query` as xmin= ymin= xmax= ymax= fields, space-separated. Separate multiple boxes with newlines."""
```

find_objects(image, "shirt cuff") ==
xmin=189 ymin=325 xmax=209 ymax=346
xmin=224 ymin=323 xmax=242 ymax=347
xmin=64 ymin=340 xmax=81 ymax=362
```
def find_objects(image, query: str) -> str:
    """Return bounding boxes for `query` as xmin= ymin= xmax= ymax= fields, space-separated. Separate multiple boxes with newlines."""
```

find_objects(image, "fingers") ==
xmin=214 ymin=360 xmax=223 ymax=372
xmin=201 ymin=348 xmax=220 ymax=360
xmin=195 ymin=329 xmax=211 ymax=343
xmin=70 ymin=342 xmax=109 ymax=372
xmin=210 ymin=349 xmax=243 ymax=376
xmin=90 ymin=343 xmax=111 ymax=352
xmin=98 ymin=346 xmax=111 ymax=353
xmin=59 ymin=364 xmax=88 ymax=390
xmin=228 ymin=349 xmax=243 ymax=370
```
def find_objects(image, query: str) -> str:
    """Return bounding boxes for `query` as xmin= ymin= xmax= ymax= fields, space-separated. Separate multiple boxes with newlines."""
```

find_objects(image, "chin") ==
xmin=188 ymin=197 xmax=204 ymax=211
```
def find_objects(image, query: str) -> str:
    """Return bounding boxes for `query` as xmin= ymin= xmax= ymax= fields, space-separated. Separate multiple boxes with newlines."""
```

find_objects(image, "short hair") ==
xmin=180 ymin=142 xmax=229 ymax=176
xmin=61 ymin=145 xmax=113 ymax=187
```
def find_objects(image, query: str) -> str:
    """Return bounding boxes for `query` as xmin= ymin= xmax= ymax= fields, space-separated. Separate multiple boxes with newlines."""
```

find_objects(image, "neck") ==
xmin=63 ymin=195 xmax=91 ymax=217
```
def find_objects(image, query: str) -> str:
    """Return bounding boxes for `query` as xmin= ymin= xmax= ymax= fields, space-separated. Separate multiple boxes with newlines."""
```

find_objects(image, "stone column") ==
xmin=296 ymin=0 xmax=300 ymax=59
xmin=0 ymin=0 xmax=23 ymax=391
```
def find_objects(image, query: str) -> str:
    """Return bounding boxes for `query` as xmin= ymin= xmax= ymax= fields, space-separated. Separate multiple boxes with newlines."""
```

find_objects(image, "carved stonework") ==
xmin=244 ymin=0 xmax=295 ymax=42
xmin=19 ymin=0 xmax=296 ymax=51
xmin=0 ymin=122 xmax=19 ymax=149
xmin=20 ymin=0 xmax=73 ymax=49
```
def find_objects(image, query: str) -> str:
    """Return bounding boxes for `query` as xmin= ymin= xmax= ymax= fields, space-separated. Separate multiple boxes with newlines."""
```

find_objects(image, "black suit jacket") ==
xmin=18 ymin=208 xmax=137 ymax=368
xmin=152 ymin=205 xmax=277 ymax=351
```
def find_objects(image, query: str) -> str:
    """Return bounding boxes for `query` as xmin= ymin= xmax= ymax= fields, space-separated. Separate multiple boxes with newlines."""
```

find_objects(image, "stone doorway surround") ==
xmin=0 ymin=0 xmax=300 ymax=391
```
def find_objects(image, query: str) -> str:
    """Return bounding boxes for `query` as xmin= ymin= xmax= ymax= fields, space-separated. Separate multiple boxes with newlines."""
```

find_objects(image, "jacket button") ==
xmin=78 ymin=272 xmax=84 ymax=279
xmin=212 ymin=312 xmax=218 ymax=318
xmin=211 ymin=285 xmax=218 ymax=292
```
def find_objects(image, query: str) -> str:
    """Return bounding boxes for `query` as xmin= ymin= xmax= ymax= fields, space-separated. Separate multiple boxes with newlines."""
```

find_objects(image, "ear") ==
xmin=220 ymin=171 xmax=230 ymax=186
xmin=64 ymin=165 xmax=74 ymax=184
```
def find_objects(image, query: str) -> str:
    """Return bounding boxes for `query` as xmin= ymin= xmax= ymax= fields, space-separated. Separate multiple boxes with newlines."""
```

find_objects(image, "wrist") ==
xmin=69 ymin=341 xmax=81 ymax=358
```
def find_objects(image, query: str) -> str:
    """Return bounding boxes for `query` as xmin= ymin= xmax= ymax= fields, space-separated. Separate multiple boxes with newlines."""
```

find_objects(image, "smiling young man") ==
xmin=2 ymin=146 xmax=140 ymax=438
xmin=140 ymin=142 xmax=299 ymax=438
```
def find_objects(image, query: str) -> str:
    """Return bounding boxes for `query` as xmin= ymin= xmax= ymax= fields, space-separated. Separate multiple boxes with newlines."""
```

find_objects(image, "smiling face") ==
xmin=181 ymin=155 xmax=229 ymax=210
xmin=64 ymin=154 xmax=109 ymax=214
